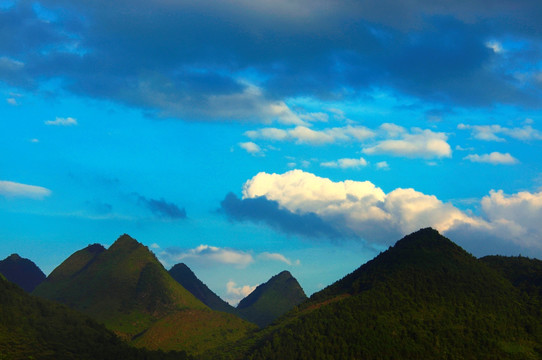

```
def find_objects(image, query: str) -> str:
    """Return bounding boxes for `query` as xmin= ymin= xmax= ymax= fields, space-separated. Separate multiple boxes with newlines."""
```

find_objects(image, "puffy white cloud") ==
xmin=241 ymin=170 xmax=474 ymax=242
xmin=464 ymin=152 xmax=519 ymax=165
xmin=363 ymin=128 xmax=452 ymax=159
xmin=0 ymin=180 xmax=52 ymax=199
xmin=321 ymin=157 xmax=368 ymax=169
xmin=164 ymin=245 xmax=254 ymax=268
xmin=376 ymin=161 xmax=389 ymax=170
xmin=238 ymin=170 xmax=542 ymax=256
xmin=458 ymin=123 xmax=542 ymax=141
xmin=239 ymin=141 xmax=263 ymax=155
xmin=44 ymin=117 xmax=78 ymax=126
xmin=225 ymin=281 xmax=258 ymax=306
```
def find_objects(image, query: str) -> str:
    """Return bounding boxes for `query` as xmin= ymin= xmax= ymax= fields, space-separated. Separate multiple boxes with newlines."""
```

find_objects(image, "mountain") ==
xmin=33 ymin=234 xmax=255 ymax=355
xmin=481 ymin=255 xmax=542 ymax=298
xmin=230 ymin=228 xmax=542 ymax=360
xmin=0 ymin=253 xmax=46 ymax=292
xmin=236 ymin=270 xmax=307 ymax=328
xmin=169 ymin=262 xmax=239 ymax=315
xmin=0 ymin=274 xmax=191 ymax=360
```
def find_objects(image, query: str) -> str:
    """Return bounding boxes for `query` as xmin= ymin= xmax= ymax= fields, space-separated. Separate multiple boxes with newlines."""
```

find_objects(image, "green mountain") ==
xmin=236 ymin=271 xmax=307 ymax=328
xmin=480 ymin=255 xmax=542 ymax=298
xmin=169 ymin=262 xmax=239 ymax=315
xmin=33 ymin=234 xmax=255 ymax=355
xmin=0 ymin=274 xmax=191 ymax=360
xmin=230 ymin=228 xmax=542 ymax=360
xmin=0 ymin=253 xmax=45 ymax=292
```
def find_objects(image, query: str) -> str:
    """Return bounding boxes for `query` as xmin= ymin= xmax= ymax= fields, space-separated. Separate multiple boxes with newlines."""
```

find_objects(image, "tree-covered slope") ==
xmin=0 ymin=274 xmax=191 ymax=360
xmin=480 ymin=255 xmax=542 ymax=298
xmin=169 ymin=263 xmax=238 ymax=315
xmin=236 ymin=271 xmax=307 ymax=328
xmin=0 ymin=253 xmax=45 ymax=292
xmin=33 ymin=234 xmax=255 ymax=355
xmin=232 ymin=228 xmax=542 ymax=360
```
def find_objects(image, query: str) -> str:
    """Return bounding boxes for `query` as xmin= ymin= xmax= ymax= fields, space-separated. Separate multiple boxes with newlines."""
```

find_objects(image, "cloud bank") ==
xmin=222 ymin=170 xmax=542 ymax=256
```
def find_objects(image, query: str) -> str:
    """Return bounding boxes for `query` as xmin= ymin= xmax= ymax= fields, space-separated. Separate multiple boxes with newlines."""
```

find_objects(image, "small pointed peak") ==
xmin=86 ymin=244 xmax=106 ymax=254
xmin=275 ymin=270 xmax=293 ymax=279
xmin=7 ymin=253 xmax=22 ymax=261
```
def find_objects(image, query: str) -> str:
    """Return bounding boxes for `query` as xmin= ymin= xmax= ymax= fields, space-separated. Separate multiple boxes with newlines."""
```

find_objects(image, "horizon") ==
xmin=2 ymin=0 xmax=542 ymax=304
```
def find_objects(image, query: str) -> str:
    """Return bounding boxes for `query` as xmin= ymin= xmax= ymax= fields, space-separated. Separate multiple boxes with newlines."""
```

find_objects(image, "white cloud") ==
xmin=245 ymin=125 xmax=375 ymax=145
xmin=289 ymin=126 xmax=336 ymax=145
xmin=464 ymin=152 xmax=519 ymax=165
xmin=150 ymin=243 xmax=160 ymax=249
xmin=321 ymin=157 xmax=368 ymax=169
xmin=242 ymin=170 xmax=476 ymax=242
xmin=6 ymin=98 xmax=18 ymax=106
xmin=0 ymin=180 xmax=52 ymax=199
xmin=225 ymin=280 xmax=258 ymax=306
xmin=164 ymin=245 xmax=254 ymax=268
xmin=239 ymin=141 xmax=263 ymax=155
xmin=376 ymin=161 xmax=389 ymax=170
xmin=363 ymin=128 xmax=451 ymax=159
xmin=458 ymin=123 xmax=542 ymax=142
xmin=486 ymin=40 xmax=503 ymax=53
xmin=44 ymin=117 xmax=78 ymax=126
xmin=0 ymin=56 xmax=24 ymax=71
xmin=259 ymin=252 xmax=299 ymax=265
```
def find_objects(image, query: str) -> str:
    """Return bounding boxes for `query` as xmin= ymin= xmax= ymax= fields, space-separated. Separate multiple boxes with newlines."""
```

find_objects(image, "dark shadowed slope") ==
xmin=33 ymin=234 xmax=255 ymax=355
xmin=236 ymin=270 xmax=307 ymax=328
xmin=0 ymin=253 xmax=45 ymax=292
xmin=229 ymin=228 xmax=542 ymax=360
xmin=169 ymin=262 xmax=239 ymax=315
xmin=0 ymin=274 xmax=191 ymax=360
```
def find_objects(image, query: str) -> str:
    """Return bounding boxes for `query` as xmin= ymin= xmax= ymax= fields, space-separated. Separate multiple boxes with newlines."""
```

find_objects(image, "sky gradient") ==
xmin=2 ymin=0 xmax=542 ymax=304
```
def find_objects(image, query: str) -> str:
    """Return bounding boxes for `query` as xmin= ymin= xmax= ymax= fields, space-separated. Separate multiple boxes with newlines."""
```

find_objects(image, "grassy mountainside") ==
xmin=33 ymin=234 xmax=255 ymax=355
xmin=237 ymin=271 xmax=307 ymax=328
xmin=0 ymin=274 xmax=191 ymax=360
xmin=0 ymin=253 xmax=45 ymax=292
xmin=226 ymin=228 xmax=542 ymax=360
xmin=169 ymin=263 xmax=239 ymax=315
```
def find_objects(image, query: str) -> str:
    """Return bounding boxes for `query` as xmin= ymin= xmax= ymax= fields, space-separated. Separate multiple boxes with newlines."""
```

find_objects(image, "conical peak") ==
xmin=109 ymin=234 xmax=143 ymax=251
xmin=273 ymin=270 xmax=293 ymax=281
xmin=6 ymin=253 xmax=22 ymax=261
xmin=393 ymin=227 xmax=456 ymax=251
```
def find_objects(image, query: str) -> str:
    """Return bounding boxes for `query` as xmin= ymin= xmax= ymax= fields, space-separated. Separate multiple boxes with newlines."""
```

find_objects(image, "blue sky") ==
xmin=2 ymin=0 xmax=542 ymax=304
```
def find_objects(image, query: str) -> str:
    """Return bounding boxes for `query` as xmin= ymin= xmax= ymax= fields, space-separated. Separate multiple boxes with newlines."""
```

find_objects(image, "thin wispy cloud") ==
xmin=0 ymin=180 xmax=51 ymax=199
xmin=44 ymin=117 xmax=78 ymax=126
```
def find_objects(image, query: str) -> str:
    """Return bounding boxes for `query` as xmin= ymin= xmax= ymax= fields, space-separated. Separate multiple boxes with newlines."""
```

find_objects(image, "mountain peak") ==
xmin=0 ymin=253 xmax=45 ymax=292
xmin=108 ymin=234 xmax=144 ymax=252
xmin=86 ymin=243 xmax=106 ymax=254
xmin=169 ymin=262 xmax=238 ymax=315
xmin=237 ymin=270 xmax=307 ymax=327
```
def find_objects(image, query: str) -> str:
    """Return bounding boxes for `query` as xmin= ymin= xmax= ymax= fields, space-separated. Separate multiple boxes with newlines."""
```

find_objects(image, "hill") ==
xmin=0 ymin=274 xmax=191 ymax=360
xmin=229 ymin=228 xmax=542 ymax=360
xmin=480 ymin=255 xmax=542 ymax=298
xmin=0 ymin=253 xmax=45 ymax=292
xmin=236 ymin=271 xmax=307 ymax=328
xmin=169 ymin=262 xmax=239 ymax=315
xmin=33 ymin=234 xmax=255 ymax=355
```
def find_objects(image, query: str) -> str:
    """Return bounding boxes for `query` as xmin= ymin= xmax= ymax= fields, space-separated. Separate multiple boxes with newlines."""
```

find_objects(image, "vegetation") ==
xmin=0 ymin=274 xmax=191 ymax=360
xmin=169 ymin=263 xmax=239 ymax=315
xmin=237 ymin=271 xmax=307 ymax=328
xmin=33 ymin=234 xmax=255 ymax=355
xmin=223 ymin=228 xmax=542 ymax=360
xmin=0 ymin=253 xmax=45 ymax=292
